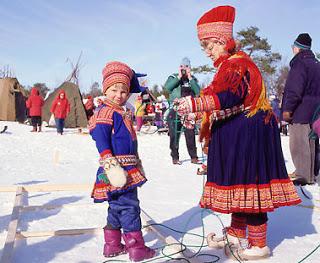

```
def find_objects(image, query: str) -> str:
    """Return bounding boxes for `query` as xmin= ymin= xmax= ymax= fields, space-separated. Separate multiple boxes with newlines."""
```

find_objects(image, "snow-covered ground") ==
xmin=0 ymin=121 xmax=319 ymax=263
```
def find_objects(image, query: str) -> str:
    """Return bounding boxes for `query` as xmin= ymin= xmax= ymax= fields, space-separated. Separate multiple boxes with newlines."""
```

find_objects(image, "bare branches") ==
xmin=65 ymin=51 xmax=83 ymax=85
xmin=0 ymin=65 xmax=15 ymax=78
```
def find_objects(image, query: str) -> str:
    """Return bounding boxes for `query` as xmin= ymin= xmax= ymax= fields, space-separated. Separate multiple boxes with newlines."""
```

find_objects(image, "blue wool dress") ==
xmin=89 ymin=100 xmax=146 ymax=202
xmin=197 ymin=52 xmax=301 ymax=214
xmin=89 ymin=100 xmax=147 ymax=232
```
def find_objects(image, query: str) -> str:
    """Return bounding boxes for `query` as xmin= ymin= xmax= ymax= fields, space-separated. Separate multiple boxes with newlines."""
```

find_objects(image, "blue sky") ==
xmin=1 ymin=0 xmax=320 ymax=93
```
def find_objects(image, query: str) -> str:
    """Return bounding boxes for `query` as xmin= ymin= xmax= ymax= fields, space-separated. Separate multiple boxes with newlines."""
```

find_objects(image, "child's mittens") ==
xmin=101 ymin=157 xmax=127 ymax=187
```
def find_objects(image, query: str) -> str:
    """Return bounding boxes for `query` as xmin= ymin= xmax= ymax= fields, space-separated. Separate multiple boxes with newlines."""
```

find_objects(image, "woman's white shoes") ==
xmin=207 ymin=231 xmax=245 ymax=249
xmin=207 ymin=230 xmax=271 ymax=261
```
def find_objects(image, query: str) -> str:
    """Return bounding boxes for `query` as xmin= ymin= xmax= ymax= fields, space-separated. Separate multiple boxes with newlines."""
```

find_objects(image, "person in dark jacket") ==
xmin=50 ymin=90 xmax=70 ymax=135
xmin=26 ymin=87 xmax=44 ymax=132
xmin=282 ymin=33 xmax=320 ymax=185
xmin=164 ymin=57 xmax=201 ymax=165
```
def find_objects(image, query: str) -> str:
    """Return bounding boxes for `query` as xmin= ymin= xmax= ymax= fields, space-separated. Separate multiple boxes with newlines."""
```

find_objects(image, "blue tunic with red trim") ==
xmin=196 ymin=52 xmax=301 ymax=214
xmin=89 ymin=100 xmax=146 ymax=202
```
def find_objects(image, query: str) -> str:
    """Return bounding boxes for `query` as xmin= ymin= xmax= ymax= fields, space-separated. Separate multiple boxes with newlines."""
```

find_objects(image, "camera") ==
xmin=181 ymin=69 xmax=187 ymax=76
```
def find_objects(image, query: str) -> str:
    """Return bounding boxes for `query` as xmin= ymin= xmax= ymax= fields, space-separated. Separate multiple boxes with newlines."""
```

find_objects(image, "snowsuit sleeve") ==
xmin=50 ymin=100 xmax=57 ymax=114
xmin=164 ymin=75 xmax=180 ymax=93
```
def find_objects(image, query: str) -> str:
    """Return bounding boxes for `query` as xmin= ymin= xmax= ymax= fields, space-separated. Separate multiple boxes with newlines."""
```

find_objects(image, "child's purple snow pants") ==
xmin=106 ymin=188 xmax=142 ymax=233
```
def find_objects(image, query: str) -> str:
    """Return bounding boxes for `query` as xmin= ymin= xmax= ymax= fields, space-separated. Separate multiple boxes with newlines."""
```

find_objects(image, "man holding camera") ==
xmin=164 ymin=57 xmax=200 ymax=165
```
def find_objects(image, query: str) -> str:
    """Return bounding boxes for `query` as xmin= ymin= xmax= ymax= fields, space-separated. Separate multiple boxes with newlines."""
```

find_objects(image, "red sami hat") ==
xmin=197 ymin=5 xmax=235 ymax=42
xmin=102 ymin=61 xmax=133 ymax=94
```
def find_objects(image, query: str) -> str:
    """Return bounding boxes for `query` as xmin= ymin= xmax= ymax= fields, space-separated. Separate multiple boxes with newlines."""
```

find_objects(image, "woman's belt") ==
xmin=210 ymin=104 xmax=246 ymax=122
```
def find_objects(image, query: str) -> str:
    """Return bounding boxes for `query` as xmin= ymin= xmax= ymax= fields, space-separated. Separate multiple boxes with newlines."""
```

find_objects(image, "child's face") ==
xmin=105 ymin=83 xmax=129 ymax=106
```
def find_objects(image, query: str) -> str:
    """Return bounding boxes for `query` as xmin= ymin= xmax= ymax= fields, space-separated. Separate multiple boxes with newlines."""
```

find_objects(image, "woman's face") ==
xmin=104 ymin=83 xmax=129 ymax=106
xmin=200 ymin=39 xmax=227 ymax=62
xmin=59 ymin=93 xmax=65 ymax=99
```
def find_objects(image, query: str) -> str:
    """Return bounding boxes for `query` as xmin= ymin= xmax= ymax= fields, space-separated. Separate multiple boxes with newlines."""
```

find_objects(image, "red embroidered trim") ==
xmin=91 ymin=168 xmax=146 ymax=201
xmin=88 ymin=106 xmax=114 ymax=131
xmin=100 ymin=149 xmax=112 ymax=158
xmin=89 ymin=103 xmax=136 ymax=141
xmin=200 ymin=179 xmax=301 ymax=214
xmin=248 ymin=223 xmax=267 ymax=248
xmin=102 ymin=74 xmax=130 ymax=93
xmin=197 ymin=22 xmax=233 ymax=41
xmin=193 ymin=95 xmax=216 ymax=112
xmin=102 ymin=61 xmax=133 ymax=93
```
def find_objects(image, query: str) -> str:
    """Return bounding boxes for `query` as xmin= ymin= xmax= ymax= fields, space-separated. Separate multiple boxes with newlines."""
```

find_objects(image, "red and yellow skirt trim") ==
xmin=200 ymin=178 xmax=301 ymax=214
xmin=91 ymin=168 xmax=146 ymax=201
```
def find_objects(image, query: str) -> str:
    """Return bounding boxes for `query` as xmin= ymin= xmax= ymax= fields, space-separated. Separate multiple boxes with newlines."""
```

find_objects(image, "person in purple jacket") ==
xmin=282 ymin=33 xmax=320 ymax=185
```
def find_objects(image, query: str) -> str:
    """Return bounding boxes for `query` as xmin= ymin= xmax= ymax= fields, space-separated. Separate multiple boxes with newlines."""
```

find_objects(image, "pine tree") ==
xmin=191 ymin=65 xmax=215 ymax=74
xmin=237 ymin=26 xmax=281 ymax=88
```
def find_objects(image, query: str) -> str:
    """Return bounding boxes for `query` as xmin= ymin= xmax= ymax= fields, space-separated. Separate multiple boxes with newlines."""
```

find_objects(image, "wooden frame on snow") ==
xmin=0 ymin=184 xmax=183 ymax=263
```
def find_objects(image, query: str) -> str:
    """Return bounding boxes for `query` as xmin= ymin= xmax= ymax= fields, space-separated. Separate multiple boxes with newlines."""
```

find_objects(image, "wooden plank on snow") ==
xmin=22 ymin=202 xmax=105 ymax=212
xmin=298 ymin=204 xmax=320 ymax=211
xmin=0 ymin=185 xmax=18 ymax=192
xmin=22 ymin=184 xmax=91 ymax=192
xmin=16 ymin=227 xmax=101 ymax=239
xmin=0 ymin=186 xmax=23 ymax=263
xmin=141 ymin=209 xmax=184 ymax=258
xmin=0 ymin=184 xmax=92 ymax=193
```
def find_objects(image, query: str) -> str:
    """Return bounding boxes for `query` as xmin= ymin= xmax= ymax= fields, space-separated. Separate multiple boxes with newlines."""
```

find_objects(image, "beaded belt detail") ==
xmin=115 ymin=155 xmax=137 ymax=166
xmin=211 ymin=104 xmax=245 ymax=122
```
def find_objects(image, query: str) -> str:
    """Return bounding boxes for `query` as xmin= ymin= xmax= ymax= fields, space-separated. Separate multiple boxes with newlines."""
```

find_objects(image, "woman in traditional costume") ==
xmin=175 ymin=5 xmax=301 ymax=260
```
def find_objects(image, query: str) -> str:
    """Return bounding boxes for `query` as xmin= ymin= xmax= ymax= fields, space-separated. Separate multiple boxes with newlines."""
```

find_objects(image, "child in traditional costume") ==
xmin=174 ymin=5 xmax=301 ymax=260
xmin=89 ymin=61 xmax=155 ymax=262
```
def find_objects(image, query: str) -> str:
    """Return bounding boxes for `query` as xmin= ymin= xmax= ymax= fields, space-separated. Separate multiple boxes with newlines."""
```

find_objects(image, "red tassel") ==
xmin=225 ymin=39 xmax=236 ymax=54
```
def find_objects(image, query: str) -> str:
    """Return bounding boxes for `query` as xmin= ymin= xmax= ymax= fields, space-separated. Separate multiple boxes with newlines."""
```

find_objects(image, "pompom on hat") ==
xmin=197 ymin=5 xmax=235 ymax=42
xmin=102 ymin=61 xmax=146 ymax=94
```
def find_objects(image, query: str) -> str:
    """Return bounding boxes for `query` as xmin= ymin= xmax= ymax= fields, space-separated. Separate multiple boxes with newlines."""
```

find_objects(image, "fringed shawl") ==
xmin=199 ymin=51 xmax=271 ymax=142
